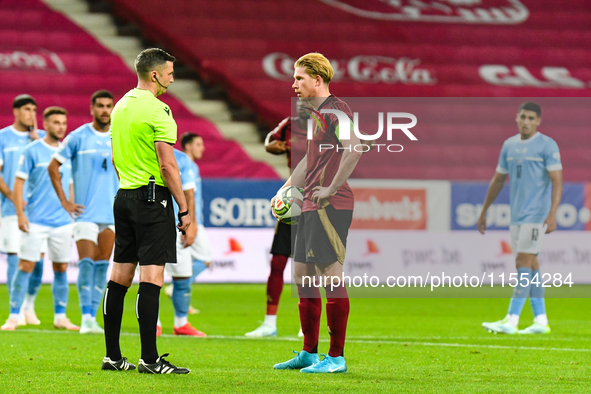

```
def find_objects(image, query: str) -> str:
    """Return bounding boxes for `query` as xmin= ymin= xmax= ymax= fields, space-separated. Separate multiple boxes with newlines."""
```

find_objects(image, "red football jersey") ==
xmin=303 ymin=95 xmax=354 ymax=212
xmin=269 ymin=116 xmax=306 ymax=169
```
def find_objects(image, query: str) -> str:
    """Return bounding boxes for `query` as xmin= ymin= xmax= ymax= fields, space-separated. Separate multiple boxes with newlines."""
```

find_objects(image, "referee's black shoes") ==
xmin=138 ymin=353 xmax=190 ymax=374
xmin=101 ymin=357 xmax=136 ymax=371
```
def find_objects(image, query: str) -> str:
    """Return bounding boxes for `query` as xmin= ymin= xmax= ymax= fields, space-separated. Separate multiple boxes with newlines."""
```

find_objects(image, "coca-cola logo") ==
xmin=263 ymin=52 xmax=436 ymax=85
xmin=318 ymin=0 xmax=529 ymax=24
xmin=0 ymin=49 xmax=66 ymax=73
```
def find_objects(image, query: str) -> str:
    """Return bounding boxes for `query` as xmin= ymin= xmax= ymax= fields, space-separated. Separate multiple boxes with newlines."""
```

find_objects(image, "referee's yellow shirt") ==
xmin=110 ymin=88 xmax=177 ymax=189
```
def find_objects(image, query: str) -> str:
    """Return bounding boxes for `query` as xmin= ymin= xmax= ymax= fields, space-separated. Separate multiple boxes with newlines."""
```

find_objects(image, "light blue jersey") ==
xmin=16 ymin=139 xmax=71 ymax=227
xmin=173 ymin=149 xmax=196 ymax=218
xmin=54 ymin=123 xmax=118 ymax=224
xmin=0 ymin=126 xmax=46 ymax=217
xmin=496 ymin=132 xmax=562 ymax=225
xmin=190 ymin=160 xmax=204 ymax=226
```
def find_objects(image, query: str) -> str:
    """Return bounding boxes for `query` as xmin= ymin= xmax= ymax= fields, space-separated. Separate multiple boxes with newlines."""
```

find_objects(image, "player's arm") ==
xmin=48 ymin=158 xmax=84 ymax=218
xmin=13 ymin=177 xmax=28 ymax=232
xmin=155 ymin=141 xmax=190 ymax=232
xmin=110 ymin=140 xmax=120 ymax=180
xmin=311 ymin=132 xmax=363 ymax=205
xmin=270 ymin=155 xmax=307 ymax=218
xmin=0 ymin=166 xmax=13 ymax=203
xmin=477 ymin=172 xmax=508 ymax=234
xmin=182 ymin=188 xmax=196 ymax=247
xmin=544 ymin=170 xmax=563 ymax=233
xmin=264 ymin=131 xmax=287 ymax=155
xmin=69 ymin=182 xmax=75 ymax=204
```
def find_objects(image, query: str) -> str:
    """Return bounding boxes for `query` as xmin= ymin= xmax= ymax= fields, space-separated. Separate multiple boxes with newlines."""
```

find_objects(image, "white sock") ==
xmin=54 ymin=313 xmax=66 ymax=323
xmin=264 ymin=314 xmax=277 ymax=328
xmin=23 ymin=294 xmax=36 ymax=311
xmin=534 ymin=314 xmax=548 ymax=326
xmin=174 ymin=316 xmax=188 ymax=328
xmin=82 ymin=313 xmax=93 ymax=323
xmin=507 ymin=314 xmax=519 ymax=327
xmin=9 ymin=313 xmax=19 ymax=320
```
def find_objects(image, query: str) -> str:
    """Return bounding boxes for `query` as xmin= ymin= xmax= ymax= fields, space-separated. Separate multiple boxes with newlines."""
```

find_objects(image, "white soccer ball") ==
xmin=273 ymin=186 xmax=304 ymax=225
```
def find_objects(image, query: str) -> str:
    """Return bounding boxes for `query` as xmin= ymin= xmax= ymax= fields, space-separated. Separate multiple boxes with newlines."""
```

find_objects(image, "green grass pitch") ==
xmin=0 ymin=284 xmax=589 ymax=393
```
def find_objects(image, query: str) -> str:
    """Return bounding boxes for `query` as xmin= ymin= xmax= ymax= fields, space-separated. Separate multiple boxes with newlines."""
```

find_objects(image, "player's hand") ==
xmin=205 ymin=261 xmax=211 ymax=267
xmin=544 ymin=215 xmax=557 ymax=233
xmin=62 ymin=200 xmax=85 ymax=218
xmin=477 ymin=214 xmax=487 ymax=234
xmin=18 ymin=214 xmax=29 ymax=233
xmin=266 ymin=140 xmax=287 ymax=154
xmin=29 ymin=116 xmax=40 ymax=140
xmin=182 ymin=222 xmax=197 ymax=247
xmin=311 ymin=186 xmax=335 ymax=206
xmin=178 ymin=214 xmax=191 ymax=233
xmin=270 ymin=195 xmax=278 ymax=219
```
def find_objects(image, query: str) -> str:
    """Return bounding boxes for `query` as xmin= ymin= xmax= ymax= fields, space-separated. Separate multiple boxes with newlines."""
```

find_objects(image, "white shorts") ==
xmin=510 ymin=223 xmax=547 ymax=255
xmin=0 ymin=215 xmax=20 ymax=254
xmin=73 ymin=222 xmax=115 ymax=243
xmin=189 ymin=224 xmax=211 ymax=262
xmin=164 ymin=232 xmax=193 ymax=278
xmin=19 ymin=223 xmax=73 ymax=263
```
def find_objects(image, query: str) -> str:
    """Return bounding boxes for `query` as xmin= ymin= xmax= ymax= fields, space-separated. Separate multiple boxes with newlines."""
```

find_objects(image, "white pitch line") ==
xmin=9 ymin=329 xmax=590 ymax=353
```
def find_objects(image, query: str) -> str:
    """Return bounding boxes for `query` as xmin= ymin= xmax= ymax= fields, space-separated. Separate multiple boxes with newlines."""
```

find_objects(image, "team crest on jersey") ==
xmin=318 ymin=0 xmax=529 ymax=24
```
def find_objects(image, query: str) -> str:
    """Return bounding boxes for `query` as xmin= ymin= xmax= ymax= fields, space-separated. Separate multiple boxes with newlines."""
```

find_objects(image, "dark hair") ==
xmin=43 ymin=106 xmax=67 ymax=119
xmin=134 ymin=48 xmax=176 ymax=80
xmin=180 ymin=132 xmax=201 ymax=149
xmin=13 ymin=94 xmax=37 ymax=109
xmin=518 ymin=101 xmax=541 ymax=117
xmin=91 ymin=90 xmax=114 ymax=105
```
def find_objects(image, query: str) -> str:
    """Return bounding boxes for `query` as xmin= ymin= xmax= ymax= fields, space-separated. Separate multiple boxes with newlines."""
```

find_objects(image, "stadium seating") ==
xmin=0 ymin=0 xmax=278 ymax=179
xmin=111 ymin=0 xmax=591 ymax=181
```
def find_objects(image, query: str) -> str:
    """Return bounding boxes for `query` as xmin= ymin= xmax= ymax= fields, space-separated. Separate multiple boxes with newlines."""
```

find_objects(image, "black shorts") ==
xmin=113 ymin=185 xmax=176 ymax=266
xmin=270 ymin=220 xmax=297 ymax=257
xmin=293 ymin=205 xmax=353 ymax=264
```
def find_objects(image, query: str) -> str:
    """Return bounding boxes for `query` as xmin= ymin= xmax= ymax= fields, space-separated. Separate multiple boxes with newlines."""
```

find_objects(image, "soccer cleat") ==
xmin=1 ymin=317 xmax=19 ymax=331
xmin=138 ymin=353 xmax=190 ymax=374
xmin=482 ymin=318 xmax=517 ymax=335
xmin=156 ymin=324 xmax=162 ymax=337
xmin=518 ymin=323 xmax=551 ymax=334
xmin=273 ymin=350 xmax=319 ymax=370
xmin=301 ymin=354 xmax=347 ymax=373
xmin=80 ymin=319 xmax=93 ymax=334
xmin=245 ymin=323 xmax=277 ymax=337
xmin=102 ymin=357 xmax=136 ymax=371
xmin=54 ymin=317 xmax=80 ymax=331
xmin=173 ymin=323 xmax=206 ymax=337
xmin=188 ymin=306 xmax=200 ymax=315
xmin=24 ymin=310 xmax=41 ymax=325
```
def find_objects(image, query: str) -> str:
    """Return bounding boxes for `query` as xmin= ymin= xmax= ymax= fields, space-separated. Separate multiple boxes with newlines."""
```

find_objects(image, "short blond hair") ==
xmin=294 ymin=53 xmax=334 ymax=85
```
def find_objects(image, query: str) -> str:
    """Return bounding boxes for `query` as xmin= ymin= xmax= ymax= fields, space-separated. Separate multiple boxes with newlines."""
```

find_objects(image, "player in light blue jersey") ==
xmin=159 ymin=148 xmax=206 ymax=337
xmin=1 ymin=107 xmax=78 ymax=331
xmin=478 ymin=102 xmax=563 ymax=335
xmin=0 ymin=94 xmax=46 ymax=326
xmin=48 ymin=91 xmax=118 ymax=334
xmin=181 ymin=133 xmax=211 ymax=309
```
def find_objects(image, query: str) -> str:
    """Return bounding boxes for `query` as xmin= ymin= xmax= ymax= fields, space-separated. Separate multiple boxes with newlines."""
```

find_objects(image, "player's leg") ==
xmin=2 ymin=223 xmax=46 ymax=331
xmin=90 ymin=226 xmax=114 ymax=332
xmin=74 ymin=222 xmax=98 ymax=331
xmin=22 ymin=255 xmax=44 ymax=325
xmin=165 ymin=234 xmax=205 ymax=337
xmin=47 ymin=223 xmax=78 ymax=330
xmin=1 ymin=216 xmax=20 ymax=295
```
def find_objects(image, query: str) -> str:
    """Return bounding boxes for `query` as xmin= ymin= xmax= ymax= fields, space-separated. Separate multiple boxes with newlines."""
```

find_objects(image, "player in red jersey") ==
xmin=245 ymin=117 xmax=306 ymax=337
xmin=273 ymin=53 xmax=362 ymax=373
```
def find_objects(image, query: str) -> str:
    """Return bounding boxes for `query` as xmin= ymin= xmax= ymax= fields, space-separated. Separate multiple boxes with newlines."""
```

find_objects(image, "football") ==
xmin=273 ymin=186 xmax=304 ymax=225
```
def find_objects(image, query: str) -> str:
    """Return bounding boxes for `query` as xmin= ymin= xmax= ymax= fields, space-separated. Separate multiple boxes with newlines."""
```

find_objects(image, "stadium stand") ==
xmin=0 ymin=0 xmax=279 ymax=179
xmin=109 ymin=0 xmax=591 ymax=181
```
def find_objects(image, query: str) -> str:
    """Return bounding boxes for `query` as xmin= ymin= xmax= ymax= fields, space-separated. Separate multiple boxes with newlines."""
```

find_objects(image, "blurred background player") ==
xmin=181 ymin=133 xmax=211 ymax=310
xmin=159 ymin=146 xmax=206 ymax=337
xmin=0 ymin=94 xmax=46 ymax=326
xmin=1 ymin=107 xmax=78 ymax=331
xmin=273 ymin=53 xmax=362 ymax=373
xmin=48 ymin=90 xmax=119 ymax=334
xmin=245 ymin=116 xmax=304 ymax=338
xmin=478 ymin=102 xmax=562 ymax=335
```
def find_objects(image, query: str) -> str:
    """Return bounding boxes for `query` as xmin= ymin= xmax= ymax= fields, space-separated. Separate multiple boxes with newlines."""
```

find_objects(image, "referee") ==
xmin=102 ymin=48 xmax=191 ymax=374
